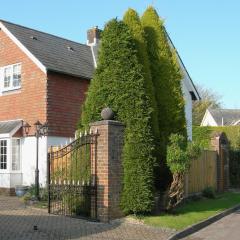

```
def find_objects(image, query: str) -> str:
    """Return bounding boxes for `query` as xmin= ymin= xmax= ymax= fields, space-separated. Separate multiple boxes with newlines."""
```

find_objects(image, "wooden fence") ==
xmin=186 ymin=150 xmax=218 ymax=195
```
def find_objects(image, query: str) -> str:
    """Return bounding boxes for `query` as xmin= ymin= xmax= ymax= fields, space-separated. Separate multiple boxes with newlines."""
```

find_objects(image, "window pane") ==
xmin=12 ymin=139 xmax=20 ymax=171
xmin=0 ymin=140 xmax=7 ymax=170
xmin=4 ymin=67 xmax=11 ymax=88
xmin=13 ymin=64 xmax=21 ymax=88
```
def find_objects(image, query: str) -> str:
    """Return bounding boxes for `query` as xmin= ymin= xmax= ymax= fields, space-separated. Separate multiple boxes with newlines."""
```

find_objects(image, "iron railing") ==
xmin=48 ymin=132 xmax=98 ymax=220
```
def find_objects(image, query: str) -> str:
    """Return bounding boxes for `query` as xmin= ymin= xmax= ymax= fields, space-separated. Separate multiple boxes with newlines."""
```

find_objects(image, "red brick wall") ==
xmin=0 ymin=29 xmax=47 ymax=135
xmin=47 ymin=72 xmax=89 ymax=137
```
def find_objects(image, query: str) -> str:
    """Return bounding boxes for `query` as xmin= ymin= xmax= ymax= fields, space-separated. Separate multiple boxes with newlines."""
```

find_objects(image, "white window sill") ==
xmin=0 ymin=170 xmax=10 ymax=173
xmin=0 ymin=170 xmax=22 ymax=174
xmin=1 ymin=88 xmax=21 ymax=95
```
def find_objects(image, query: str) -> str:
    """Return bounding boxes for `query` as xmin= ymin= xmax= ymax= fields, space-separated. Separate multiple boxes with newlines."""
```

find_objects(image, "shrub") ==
xmin=166 ymin=134 xmax=201 ymax=210
xmin=141 ymin=6 xmax=187 ymax=190
xmin=202 ymin=187 xmax=216 ymax=199
xmin=123 ymin=8 xmax=160 ymax=144
xmin=79 ymin=19 xmax=155 ymax=214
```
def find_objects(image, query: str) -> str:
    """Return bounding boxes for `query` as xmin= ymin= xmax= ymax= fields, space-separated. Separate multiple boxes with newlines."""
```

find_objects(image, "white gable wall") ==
xmin=182 ymin=81 xmax=193 ymax=140
xmin=201 ymin=109 xmax=218 ymax=126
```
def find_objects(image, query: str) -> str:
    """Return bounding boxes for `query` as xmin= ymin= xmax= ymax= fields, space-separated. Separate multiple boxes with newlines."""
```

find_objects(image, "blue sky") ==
xmin=1 ymin=0 xmax=239 ymax=108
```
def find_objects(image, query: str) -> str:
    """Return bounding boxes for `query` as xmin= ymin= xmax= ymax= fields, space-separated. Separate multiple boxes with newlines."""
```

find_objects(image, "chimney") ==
xmin=87 ymin=26 xmax=101 ymax=46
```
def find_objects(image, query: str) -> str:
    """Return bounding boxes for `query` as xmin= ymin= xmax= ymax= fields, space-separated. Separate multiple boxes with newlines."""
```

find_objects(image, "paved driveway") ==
xmin=184 ymin=209 xmax=240 ymax=240
xmin=0 ymin=196 xmax=173 ymax=240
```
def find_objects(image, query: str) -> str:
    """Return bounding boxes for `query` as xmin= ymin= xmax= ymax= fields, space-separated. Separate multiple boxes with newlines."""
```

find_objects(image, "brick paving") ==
xmin=183 ymin=209 xmax=240 ymax=240
xmin=0 ymin=196 xmax=173 ymax=240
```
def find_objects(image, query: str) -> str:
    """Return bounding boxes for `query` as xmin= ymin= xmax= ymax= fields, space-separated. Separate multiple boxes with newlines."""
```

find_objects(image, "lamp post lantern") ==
xmin=22 ymin=122 xmax=31 ymax=136
xmin=34 ymin=120 xmax=48 ymax=199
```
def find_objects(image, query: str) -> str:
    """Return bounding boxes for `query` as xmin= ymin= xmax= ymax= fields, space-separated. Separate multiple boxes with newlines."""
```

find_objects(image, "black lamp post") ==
xmin=34 ymin=120 xmax=48 ymax=199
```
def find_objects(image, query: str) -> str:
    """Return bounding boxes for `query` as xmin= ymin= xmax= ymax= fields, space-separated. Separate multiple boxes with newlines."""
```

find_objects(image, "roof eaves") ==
xmin=163 ymin=27 xmax=201 ymax=100
xmin=47 ymin=68 xmax=92 ymax=80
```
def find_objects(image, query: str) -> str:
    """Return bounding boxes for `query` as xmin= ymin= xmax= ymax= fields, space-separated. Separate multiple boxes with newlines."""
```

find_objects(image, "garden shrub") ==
xmin=79 ymin=19 xmax=155 ymax=214
xmin=166 ymin=134 xmax=201 ymax=210
xmin=141 ymin=6 xmax=187 ymax=190
xmin=202 ymin=186 xmax=216 ymax=199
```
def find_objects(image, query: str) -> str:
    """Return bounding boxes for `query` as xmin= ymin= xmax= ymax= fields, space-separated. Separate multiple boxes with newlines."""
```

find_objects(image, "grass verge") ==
xmin=137 ymin=192 xmax=240 ymax=230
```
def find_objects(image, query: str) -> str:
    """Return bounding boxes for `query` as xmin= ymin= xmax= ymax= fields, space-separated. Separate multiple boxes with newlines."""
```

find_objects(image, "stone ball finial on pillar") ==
xmin=101 ymin=107 xmax=114 ymax=120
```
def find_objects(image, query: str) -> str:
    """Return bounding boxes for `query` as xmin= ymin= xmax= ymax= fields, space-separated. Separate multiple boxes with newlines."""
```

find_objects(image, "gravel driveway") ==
xmin=0 ymin=196 xmax=173 ymax=240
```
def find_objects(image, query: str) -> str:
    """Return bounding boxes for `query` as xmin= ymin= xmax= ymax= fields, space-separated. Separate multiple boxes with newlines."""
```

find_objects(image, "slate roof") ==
xmin=0 ymin=20 xmax=95 ymax=79
xmin=209 ymin=109 xmax=240 ymax=126
xmin=0 ymin=120 xmax=22 ymax=134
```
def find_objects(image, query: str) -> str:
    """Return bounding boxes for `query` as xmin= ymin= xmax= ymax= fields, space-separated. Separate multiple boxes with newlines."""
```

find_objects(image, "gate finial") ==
xmin=101 ymin=107 xmax=114 ymax=120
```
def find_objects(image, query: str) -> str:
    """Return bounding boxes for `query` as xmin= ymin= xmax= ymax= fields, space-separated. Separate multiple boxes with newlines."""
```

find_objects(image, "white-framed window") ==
xmin=2 ymin=63 xmax=21 ymax=91
xmin=12 ymin=138 xmax=21 ymax=171
xmin=0 ymin=139 xmax=7 ymax=170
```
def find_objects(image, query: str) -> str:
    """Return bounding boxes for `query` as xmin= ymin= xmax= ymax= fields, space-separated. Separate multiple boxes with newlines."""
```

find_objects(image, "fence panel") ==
xmin=188 ymin=150 xmax=217 ymax=195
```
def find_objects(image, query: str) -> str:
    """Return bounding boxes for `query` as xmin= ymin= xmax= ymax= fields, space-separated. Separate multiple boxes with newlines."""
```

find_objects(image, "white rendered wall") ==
xmin=21 ymin=135 xmax=72 ymax=187
xmin=0 ymin=173 xmax=10 ymax=188
xmin=182 ymin=81 xmax=193 ymax=140
xmin=21 ymin=136 xmax=47 ymax=186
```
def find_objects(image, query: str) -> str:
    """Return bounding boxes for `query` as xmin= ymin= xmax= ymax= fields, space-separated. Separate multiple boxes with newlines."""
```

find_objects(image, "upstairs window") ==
xmin=2 ymin=63 xmax=21 ymax=91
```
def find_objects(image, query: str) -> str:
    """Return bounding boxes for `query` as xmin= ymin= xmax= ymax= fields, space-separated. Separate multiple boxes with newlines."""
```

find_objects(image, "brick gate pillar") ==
xmin=90 ymin=120 xmax=125 ymax=222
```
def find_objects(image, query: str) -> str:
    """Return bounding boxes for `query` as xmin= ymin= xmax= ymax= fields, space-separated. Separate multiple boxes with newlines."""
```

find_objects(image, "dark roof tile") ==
xmin=209 ymin=109 xmax=240 ymax=126
xmin=0 ymin=20 xmax=95 ymax=79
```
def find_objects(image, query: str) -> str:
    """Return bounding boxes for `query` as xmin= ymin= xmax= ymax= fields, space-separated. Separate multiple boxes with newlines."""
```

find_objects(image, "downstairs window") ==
xmin=12 ymin=139 xmax=21 ymax=171
xmin=0 ymin=140 xmax=7 ymax=170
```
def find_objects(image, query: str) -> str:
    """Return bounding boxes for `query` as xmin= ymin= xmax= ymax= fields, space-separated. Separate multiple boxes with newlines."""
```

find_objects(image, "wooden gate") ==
xmin=47 ymin=132 xmax=98 ymax=220
xmin=187 ymin=150 xmax=217 ymax=195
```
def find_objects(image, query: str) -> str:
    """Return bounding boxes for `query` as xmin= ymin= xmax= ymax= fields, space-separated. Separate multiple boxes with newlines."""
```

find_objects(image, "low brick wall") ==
xmin=0 ymin=188 xmax=15 ymax=196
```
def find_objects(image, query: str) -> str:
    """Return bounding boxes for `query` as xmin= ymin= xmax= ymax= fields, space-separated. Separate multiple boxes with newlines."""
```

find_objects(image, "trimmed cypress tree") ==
xmin=141 ymin=6 xmax=187 ymax=190
xmin=79 ymin=19 xmax=155 ymax=213
xmin=123 ymin=8 xmax=160 ymax=144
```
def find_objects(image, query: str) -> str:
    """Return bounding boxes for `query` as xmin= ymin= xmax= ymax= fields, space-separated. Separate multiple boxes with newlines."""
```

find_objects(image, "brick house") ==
xmin=0 ymin=20 xmax=101 ymax=194
xmin=0 ymin=19 xmax=199 ymax=194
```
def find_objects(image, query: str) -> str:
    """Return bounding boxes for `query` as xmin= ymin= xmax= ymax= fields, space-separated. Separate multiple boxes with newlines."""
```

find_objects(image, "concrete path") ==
xmin=183 ymin=209 xmax=240 ymax=240
xmin=0 ymin=196 xmax=172 ymax=240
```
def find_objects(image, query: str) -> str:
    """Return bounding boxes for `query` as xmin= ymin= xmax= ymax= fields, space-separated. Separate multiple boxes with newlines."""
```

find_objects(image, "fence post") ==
xmin=90 ymin=120 xmax=125 ymax=222
xmin=211 ymin=132 xmax=229 ymax=192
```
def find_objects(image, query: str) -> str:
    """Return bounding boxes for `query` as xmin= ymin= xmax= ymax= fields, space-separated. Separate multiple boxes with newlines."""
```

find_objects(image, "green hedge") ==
xmin=141 ymin=6 xmax=187 ymax=190
xmin=193 ymin=126 xmax=240 ymax=150
xmin=229 ymin=150 xmax=240 ymax=188
xmin=79 ymin=19 xmax=155 ymax=214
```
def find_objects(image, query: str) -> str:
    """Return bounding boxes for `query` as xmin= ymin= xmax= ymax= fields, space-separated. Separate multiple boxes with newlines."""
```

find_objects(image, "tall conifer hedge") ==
xmin=123 ymin=8 xmax=160 ymax=144
xmin=141 ymin=7 xmax=187 ymax=189
xmin=79 ymin=19 xmax=155 ymax=213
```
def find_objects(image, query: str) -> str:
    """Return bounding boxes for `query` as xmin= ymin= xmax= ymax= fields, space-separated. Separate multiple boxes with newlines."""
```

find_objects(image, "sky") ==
xmin=0 ymin=0 xmax=239 ymax=108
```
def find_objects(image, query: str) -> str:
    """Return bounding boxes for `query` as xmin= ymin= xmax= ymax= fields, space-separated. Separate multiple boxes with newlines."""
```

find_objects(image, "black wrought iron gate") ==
xmin=47 ymin=132 xmax=98 ymax=220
